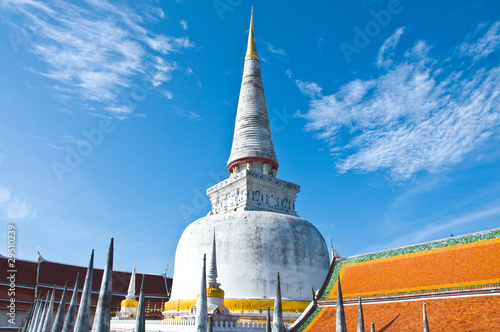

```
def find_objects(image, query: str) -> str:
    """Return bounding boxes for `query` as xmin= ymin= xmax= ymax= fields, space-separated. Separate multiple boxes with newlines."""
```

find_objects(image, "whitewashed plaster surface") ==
xmin=169 ymin=211 xmax=329 ymax=303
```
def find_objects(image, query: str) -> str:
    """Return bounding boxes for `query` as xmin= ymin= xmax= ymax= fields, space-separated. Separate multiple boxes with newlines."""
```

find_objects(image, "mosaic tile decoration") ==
xmin=319 ymin=228 xmax=500 ymax=300
xmin=292 ymin=229 xmax=500 ymax=332
xmin=292 ymin=305 xmax=322 ymax=332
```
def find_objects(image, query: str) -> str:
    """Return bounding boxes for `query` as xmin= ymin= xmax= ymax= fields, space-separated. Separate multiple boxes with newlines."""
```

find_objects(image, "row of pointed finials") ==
xmin=21 ymin=239 xmax=147 ymax=332
xmin=193 ymin=254 xmax=287 ymax=332
xmin=334 ymin=276 xmax=430 ymax=332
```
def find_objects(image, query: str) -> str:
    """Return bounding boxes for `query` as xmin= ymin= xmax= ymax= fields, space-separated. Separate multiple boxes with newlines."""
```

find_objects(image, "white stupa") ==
xmin=165 ymin=9 xmax=329 ymax=317
xmin=119 ymin=263 xmax=138 ymax=318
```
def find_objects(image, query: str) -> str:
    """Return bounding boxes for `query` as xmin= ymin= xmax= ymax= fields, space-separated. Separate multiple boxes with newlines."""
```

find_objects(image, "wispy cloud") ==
xmin=172 ymin=106 xmax=201 ymax=121
xmin=361 ymin=205 xmax=500 ymax=254
xmin=179 ymin=19 xmax=188 ymax=31
xmin=150 ymin=56 xmax=177 ymax=87
xmin=0 ymin=186 xmax=36 ymax=221
xmin=459 ymin=21 xmax=500 ymax=61
xmin=62 ymin=135 xmax=87 ymax=145
xmin=145 ymin=35 xmax=194 ymax=54
xmin=263 ymin=41 xmax=286 ymax=57
xmin=297 ymin=23 xmax=500 ymax=180
xmin=317 ymin=37 xmax=326 ymax=55
xmin=44 ymin=143 xmax=64 ymax=150
xmin=377 ymin=27 xmax=405 ymax=68
xmin=295 ymin=80 xmax=322 ymax=99
xmin=162 ymin=89 xmax=174 ymax=100
xmin=316 ymin=222 xmax=336 ymax=228
xmin=1 ymin=0 xmax=194 ymax=117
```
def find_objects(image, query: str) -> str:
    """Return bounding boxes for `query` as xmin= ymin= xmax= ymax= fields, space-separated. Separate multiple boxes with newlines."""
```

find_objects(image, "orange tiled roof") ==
xmin=327 ymin=237 xmax=500 ymax=299
xmin=291 ymin=229 xmax=500 ymax=332
xmin=300 ymin=296 xmax=500 ymax=332
xmin=321 ymin=229 xmax=500 ymax=301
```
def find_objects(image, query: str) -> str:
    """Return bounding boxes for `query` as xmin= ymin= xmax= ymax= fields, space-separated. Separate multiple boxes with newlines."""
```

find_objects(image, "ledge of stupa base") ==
xmin=207 ymin=169 xmax=300 ymax=195
xmin=218 ymin=204 xmax=299 ymax=216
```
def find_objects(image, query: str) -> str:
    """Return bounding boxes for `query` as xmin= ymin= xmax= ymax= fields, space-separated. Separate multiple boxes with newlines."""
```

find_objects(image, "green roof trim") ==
xmin=319 ymin=228 xmax=500 ymax=301
xmin=292 ymin=305 xmax=322 ymax=332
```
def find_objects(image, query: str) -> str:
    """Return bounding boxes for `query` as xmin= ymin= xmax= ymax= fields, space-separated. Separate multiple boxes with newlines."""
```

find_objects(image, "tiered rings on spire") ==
xmin=227 ymin=8 xmax=278 ymax=174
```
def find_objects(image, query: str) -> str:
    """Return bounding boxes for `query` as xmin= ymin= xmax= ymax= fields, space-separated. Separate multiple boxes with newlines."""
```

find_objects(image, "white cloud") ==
xmin=172 ymin=106 xmax=201 ymax=121
xmin=150 ymin=57 xmax=177 ymax=87
xmin=1 ymin=0 xmax=194 ymax=118
xmin=263 ymin=41 xmax=286 ymax=57
xmin=44 ymin=143 xmax=64 ymax=150
xmin=144 ymin=35 xmax=194 ymax=54
xmin=361 ymin=205 xmax=500 ymax=254
xmin=459 ymin=21 xmax=500 ymax=61
xmin=377 ymin=26 xmax=405 ymax=68
xmin=62 ymin=135 xmax=88 ymax=145
xmin=0 ymin=187 xmax=11 ymax=204
xmin=180 ymin=20 xmax=188 ymax=31
xmin=104 ymin=105 xmax=133 ymax=118
xmin=299 ymin=23 xmax=500 ymax=180
xmin=317 ymin=37 xmax=326 ymax=55
xmin=295 ymin=80 xmax=322 ymax=99
xmin=162 ymin=90 xmax=174 ymax=100
xmin=0 ymin=186 xmax=36 ymax=221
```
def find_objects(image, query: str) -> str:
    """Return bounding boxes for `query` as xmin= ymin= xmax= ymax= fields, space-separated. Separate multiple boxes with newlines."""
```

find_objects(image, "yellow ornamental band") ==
xmin=245 ymin=54 xmax=259 ymax=61
xmin=121 ymin=299 xmax=139 ymax=308
xmin=164 ymin=298 xmax=309 ymax=312
xmin=207 ymin=287 xmax=225 ymax=298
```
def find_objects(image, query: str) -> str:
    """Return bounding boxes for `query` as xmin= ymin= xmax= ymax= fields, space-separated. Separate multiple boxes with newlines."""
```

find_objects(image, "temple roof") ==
xmin=0 ymin=257 xmax=171 ymax=314
xmin=290 ymin=228 xmax=500 ymax=331
xmin=227 ymin=9 xmax=278 ymax=171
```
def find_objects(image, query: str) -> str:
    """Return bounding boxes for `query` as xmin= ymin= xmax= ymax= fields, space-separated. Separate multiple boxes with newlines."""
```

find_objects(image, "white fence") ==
xmin=110 ymin=319 xmax=288 ymax=332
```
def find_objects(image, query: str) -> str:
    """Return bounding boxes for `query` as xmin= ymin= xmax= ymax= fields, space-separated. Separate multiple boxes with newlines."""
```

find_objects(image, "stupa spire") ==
xmin=119 ymin=263 xmax=139 ymax=318
xmin=41 ymin=286 xmax=55 ymax=332
xmin=423 ymin=301 xmax=429 ymax=332
xmin=194 ymin=255 xmax=207 ymax=332
xmin=357 ymin=297 xmax=365 ymax=332
xmin=134 ymin=276 xmax=145 ymax=332
xmin=207 ymin=230 xmax=219 ymax=287
xmin=74 ymin=250 xmax=94 ymax=332
xmin=92 ymin=238 xmax=114 ymax=332
xmin=207 ymin=316 xmax=213 ymax=332
xmin=51 ymin=281 xmax=68 ymax=332
xmin=245 ymin=6 xmax=258 ymax=61
xmin=205 ymin=231 xmax=227 ymax=313
xmin=127 ymin=262 xmax=137 ymax=300
xmin=29 ymin=294 xmax=43 ymax=332
xmin=227 ymin=7 xmax=278 ymax=174
xmin=336 ymin=276 xmax=347 ymax=332
xmin=266 ymin=306 xmax=271 ymax=332
xmin=36 ymin=292 xmax=50 ymax=332
xmin=272 ymin=272 xmax=283 ymax=332
xmin=21 ymin=300 xmax=34 ymax=332
xmin=61 ymin=273 xmax=79 ymax=332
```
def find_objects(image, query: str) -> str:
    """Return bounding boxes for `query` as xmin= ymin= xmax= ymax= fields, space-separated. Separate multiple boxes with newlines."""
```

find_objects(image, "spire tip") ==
xmin=245 ymin=6 xmax=259 ymax=61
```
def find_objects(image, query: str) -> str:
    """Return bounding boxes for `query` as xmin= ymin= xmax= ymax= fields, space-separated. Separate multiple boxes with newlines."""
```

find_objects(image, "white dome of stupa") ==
xmin=169 ymin=211 xmax=329 ymax=302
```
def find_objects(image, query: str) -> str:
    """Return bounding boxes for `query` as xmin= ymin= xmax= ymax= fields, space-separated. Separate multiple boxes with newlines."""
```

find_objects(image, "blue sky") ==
xmin=0 ymin=0 xmax=499 ymax=276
